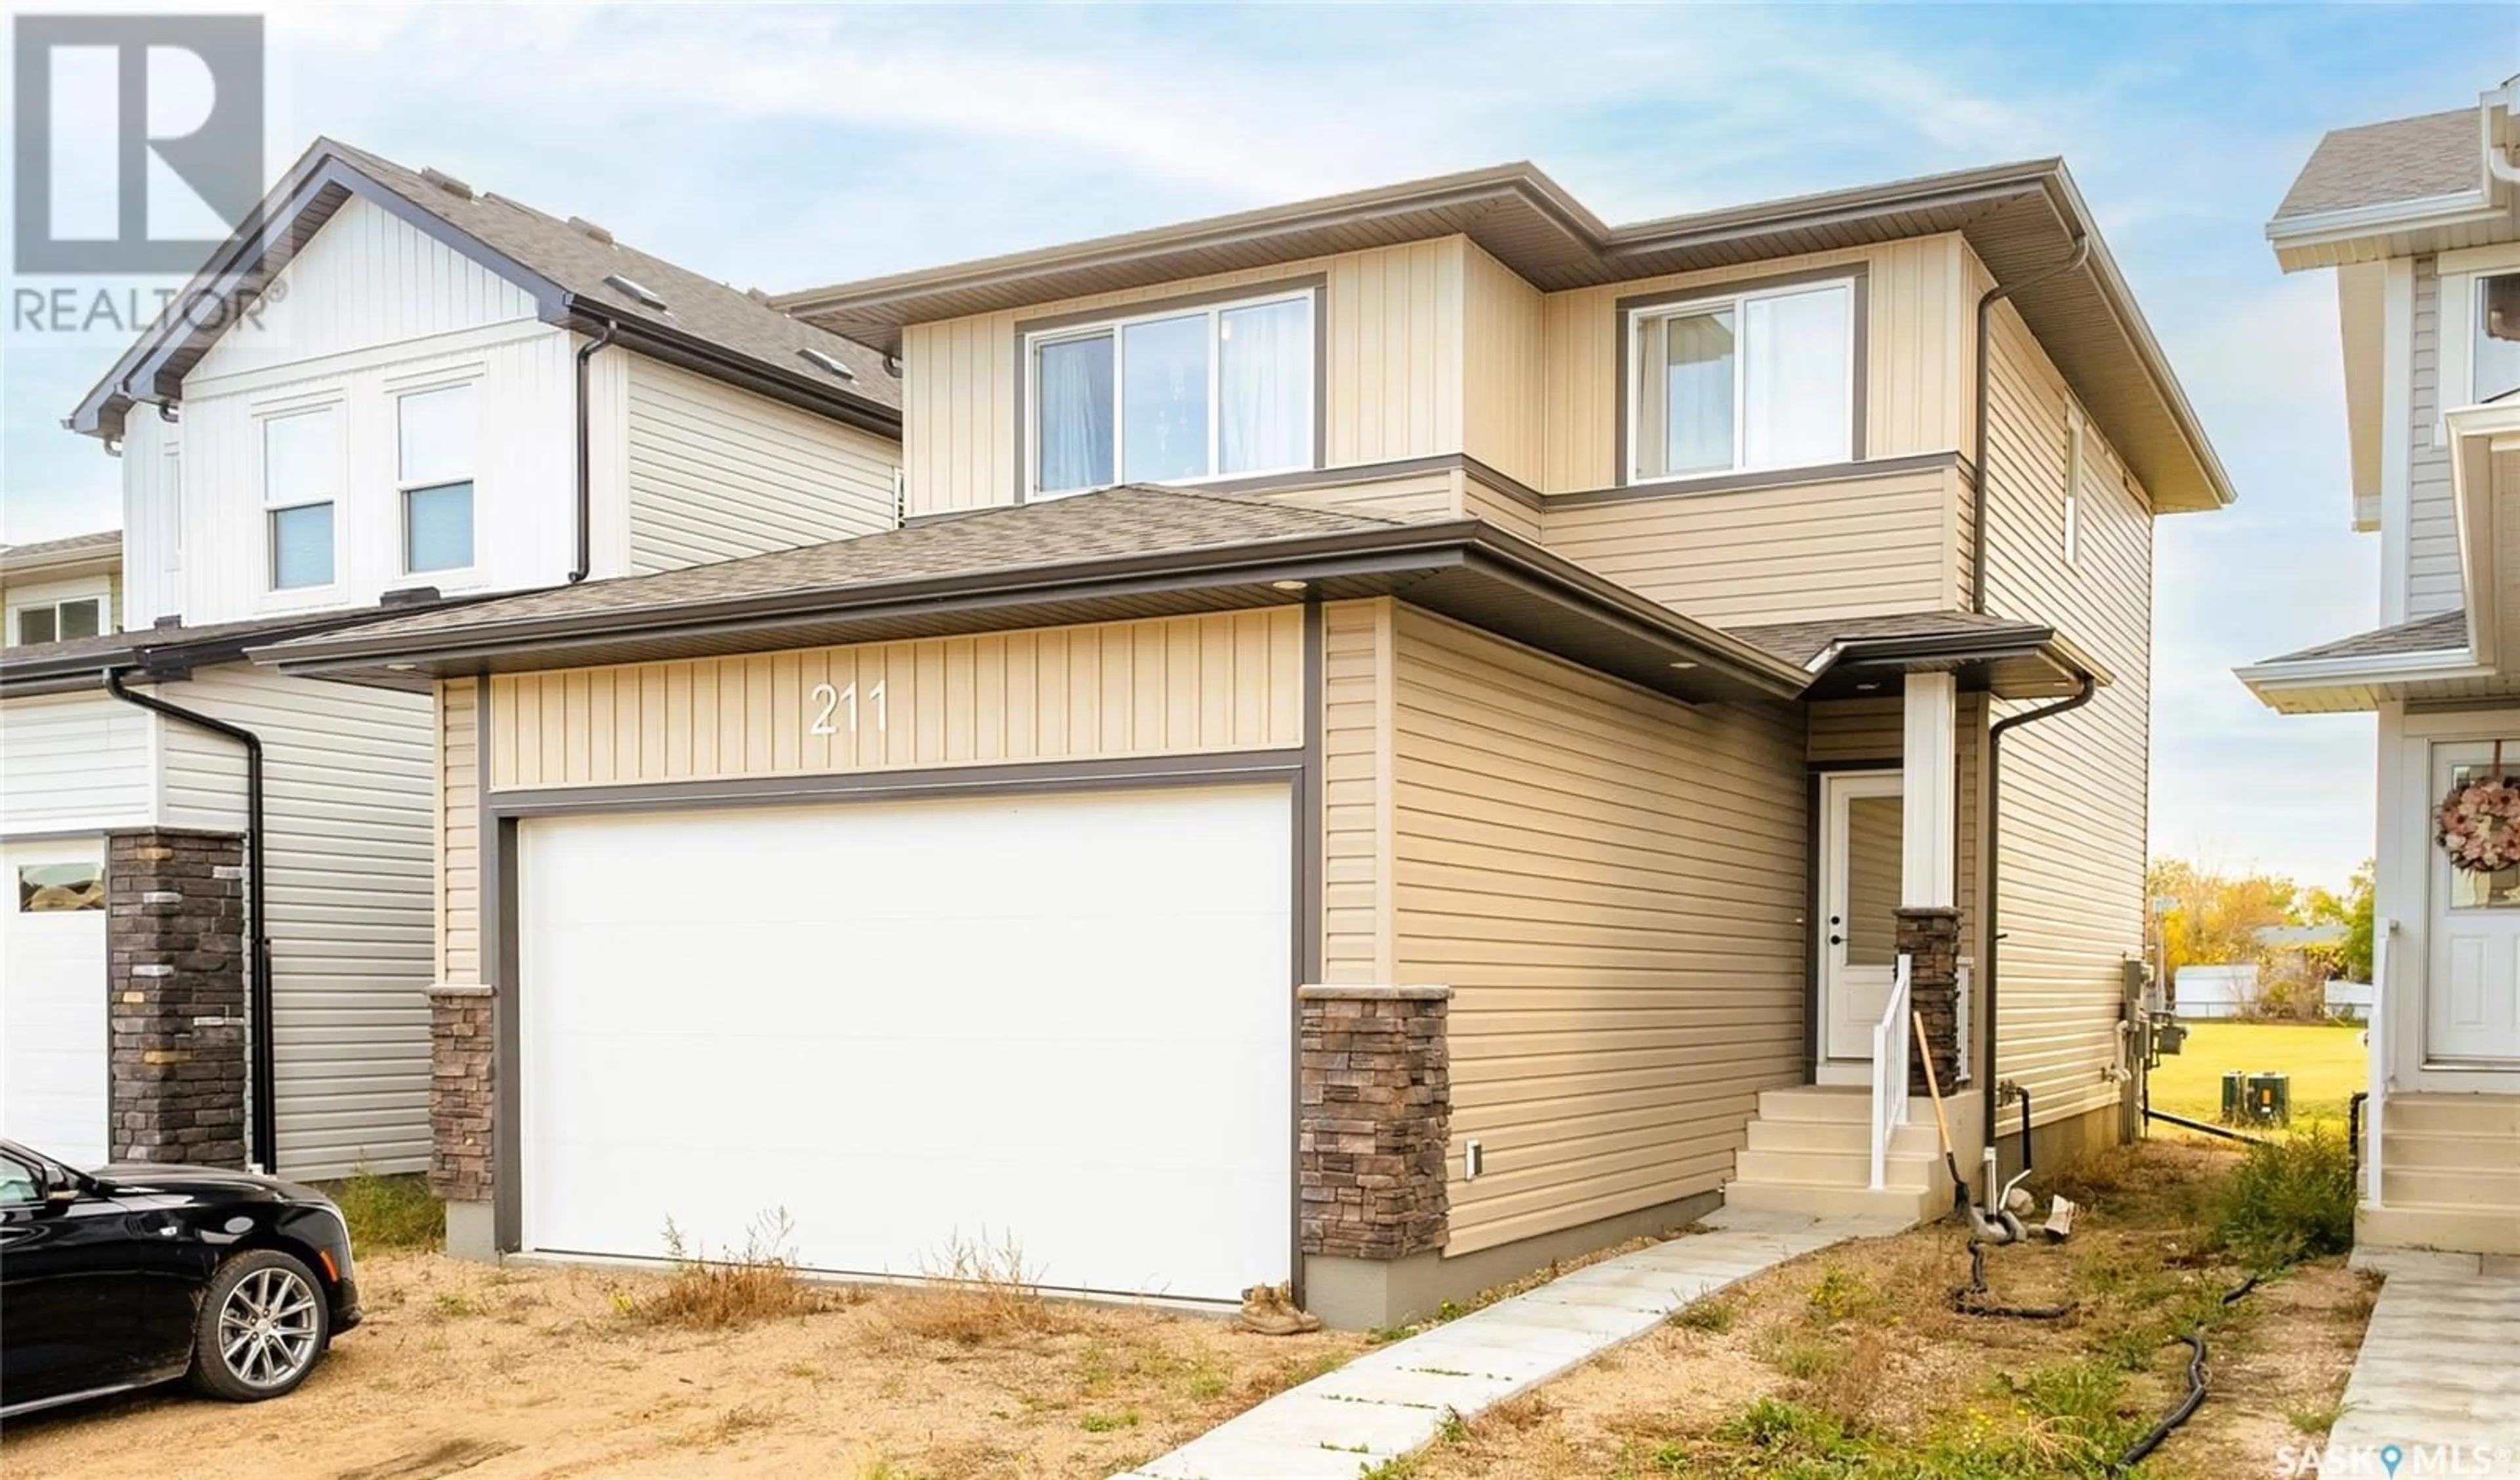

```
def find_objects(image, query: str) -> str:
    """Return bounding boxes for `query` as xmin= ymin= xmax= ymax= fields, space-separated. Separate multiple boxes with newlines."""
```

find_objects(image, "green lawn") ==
xmin=2149 ymin=1019 xmax=2368 ymax=1131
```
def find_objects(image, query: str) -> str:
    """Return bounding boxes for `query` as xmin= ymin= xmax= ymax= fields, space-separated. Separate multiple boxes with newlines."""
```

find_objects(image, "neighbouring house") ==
xmin=0 ymin=138 xmax=901 ymax=1179
xmin=2237 ymin=77 xmax=2520 ymax=1255
xmin=268 ymin=155 xmax=2231 ymax=1325
xmin=3 ymin=531 xmax=121 ymax=648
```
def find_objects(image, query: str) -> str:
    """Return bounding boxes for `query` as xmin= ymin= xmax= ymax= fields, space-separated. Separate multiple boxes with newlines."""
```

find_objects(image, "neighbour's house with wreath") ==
xmin=2240 ymin=78 xmax=2520 ymax=1256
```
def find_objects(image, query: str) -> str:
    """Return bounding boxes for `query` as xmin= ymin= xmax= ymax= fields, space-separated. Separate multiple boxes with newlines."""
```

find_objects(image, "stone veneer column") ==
xmin=427 ymin=985 xmax=495 ymax=1206
xmin=1297 ymin=985 xmax=1450 ymax=1261
xmin=1896 ymin=907 xmax=1962 ymax=1096
xmin=105 ymin=829 xmax=247 ymax=1166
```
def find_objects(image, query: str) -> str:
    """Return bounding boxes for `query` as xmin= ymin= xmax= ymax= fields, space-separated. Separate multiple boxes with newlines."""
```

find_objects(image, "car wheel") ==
xmin=189 ymin=1249 xmax=330 ymax=1402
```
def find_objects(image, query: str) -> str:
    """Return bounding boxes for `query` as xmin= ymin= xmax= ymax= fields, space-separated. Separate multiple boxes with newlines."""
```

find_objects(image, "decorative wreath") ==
xmin=2437 ymin=741 xmax=2520 ymax=873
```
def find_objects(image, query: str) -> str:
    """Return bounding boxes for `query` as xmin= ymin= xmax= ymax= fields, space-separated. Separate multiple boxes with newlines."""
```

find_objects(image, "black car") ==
xmin=0 ymin=1140 xmax=362 ymax=1419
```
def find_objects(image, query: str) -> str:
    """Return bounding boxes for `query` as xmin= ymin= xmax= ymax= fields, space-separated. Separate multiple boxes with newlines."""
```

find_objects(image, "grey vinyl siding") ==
xmin=0 ymin=691 xmax=154 ymax=834
xmin=625 ymin=356 xmax=901 ymax=575
xmin=2408 ymin=258 xmax=2461 ymax=619
xmin=1391 ymin=608 xmax=1809 ymax=1255
xmin=159 ymin=663 xmax=436 ymax=1178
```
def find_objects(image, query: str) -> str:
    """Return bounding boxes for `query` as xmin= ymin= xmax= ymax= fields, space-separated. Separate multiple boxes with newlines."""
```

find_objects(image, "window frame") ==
xmin=258 ymin=403 xmax=344 ymax=600
xmin=12 ymin=596 xmax=102 ymax=646
xmin=394 ymin=379 xmax=480 ymax=579
xmin=1020 ymin=284 xmax=1320 ymax=502
xmin=1621 ymin=272 xmax=1864 ymax=489
xmin=2471 ymin=266 xmax=2520 ymax=410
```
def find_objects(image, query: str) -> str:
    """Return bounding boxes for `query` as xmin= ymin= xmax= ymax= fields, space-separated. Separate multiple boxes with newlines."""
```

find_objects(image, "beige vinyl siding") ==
xmin=1462 ymin=468 xmax=1544 ymax=543
xmin=1391 ymin=609 xmax=1807 ymax=1256
xmin=158 ymin=663 xmax=436 ymax=1179
xmin=1257 ymin=468 xmax=1460 ymax=524
xmin=1540 ymin=462 xmax=1962 ymax=626
xmin=489 ymin=609 xmax=1303 ymax=791
xmin=1979 ymin=283 xmax=2152 ymax=1130
xmin=1462 ymin=242 xmax=1546 ymax=491
xmin=439 ymin=678 xmax=481 ymax=985
xmin=2408 ymin=258 xmax=2461 ymax=618
xmin=1320 ymin=600 xmax=1395 ymax=982
xmin=624 ymin=356 xmax=900 ymax=574
xmin=1537 ymin=234 xmax=1969 ymax=495
xmin=904 ymin=238 xmax=1466 ymax=516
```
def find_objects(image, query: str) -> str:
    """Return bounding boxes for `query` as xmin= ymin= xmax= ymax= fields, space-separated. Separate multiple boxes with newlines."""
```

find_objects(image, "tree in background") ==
xmin=2301 ymin=861 xmax=2376 ymax=984
xmin=2147 ymin=858 xmax=2299 ymax=985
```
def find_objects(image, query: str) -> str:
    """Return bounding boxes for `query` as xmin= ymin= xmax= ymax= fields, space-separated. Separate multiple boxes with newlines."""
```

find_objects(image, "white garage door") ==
xmin=2 ymin=838 xmax=110 ymax=1167
xmin=520 ymin=783 xmax=1293 ymax=1302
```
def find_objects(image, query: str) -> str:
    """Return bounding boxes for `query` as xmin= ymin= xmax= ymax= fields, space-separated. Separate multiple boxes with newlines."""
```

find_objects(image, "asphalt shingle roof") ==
xmin=2273 ymin=109 xmax=2482 ymax=221
xmin=1725 ymin=609 xmax=2054 ymax=669
xmin=280 ymin=486 xmax=1414 ymax=649
xmin=2258 ymin=609 xmax=2468 ymax=665
xmin=0 ymin=529 xmax=121 ymax=565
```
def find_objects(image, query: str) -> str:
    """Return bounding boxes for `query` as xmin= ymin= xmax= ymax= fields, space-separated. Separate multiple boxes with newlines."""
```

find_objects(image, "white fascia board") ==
xmin=2234 ymin=646 xmax=2489 ymax=709
xmin=2448 ymin=401 xmax=2520 ymax=672
xmin=2264 ymin=190 xmax=2500 ymax=255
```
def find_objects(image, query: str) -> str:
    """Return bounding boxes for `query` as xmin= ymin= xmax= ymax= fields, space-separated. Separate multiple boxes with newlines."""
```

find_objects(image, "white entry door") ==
xmin=2428 ymin=743 xmax=2520 ymax=1064
xmin=518 ymin=783 xmax=1294 ymax=1303
xmin=1819 ymin=772 xmax=1904 ymax=1076
xmin=1 ymin=838 xmax=110 ymax=1166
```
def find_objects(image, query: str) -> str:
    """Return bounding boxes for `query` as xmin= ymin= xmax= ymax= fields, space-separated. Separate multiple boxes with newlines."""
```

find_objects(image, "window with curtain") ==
xmin=399 ymin=383 xmax=477 ymax=574
xmin=1631 ymin=279 xmax=1854 ymax=482
xmin=1032 ymin=290 xmax=1314 ymax=498
xmin=264 ymin=408 xmax=339 ymax=590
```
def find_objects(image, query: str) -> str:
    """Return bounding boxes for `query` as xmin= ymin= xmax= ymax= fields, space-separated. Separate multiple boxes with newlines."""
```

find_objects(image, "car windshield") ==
xmin=0 ymin=1157 xmax=40 ymax=1206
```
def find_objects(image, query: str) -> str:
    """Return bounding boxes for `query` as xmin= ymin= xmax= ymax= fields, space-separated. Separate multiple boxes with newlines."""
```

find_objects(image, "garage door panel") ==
xmin=522 ymin=785 xmax=1292 ymax=1302
xmin=2 ymin=839 xmax=110 ymax=1168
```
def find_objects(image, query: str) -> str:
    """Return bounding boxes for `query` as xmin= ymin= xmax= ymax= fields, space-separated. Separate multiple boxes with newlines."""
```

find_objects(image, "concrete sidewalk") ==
xmin=1114 ymin=1205 xmax=1910 ymax=1480
xmin=2323 ymin=1248 xmax=2520 ymax=1479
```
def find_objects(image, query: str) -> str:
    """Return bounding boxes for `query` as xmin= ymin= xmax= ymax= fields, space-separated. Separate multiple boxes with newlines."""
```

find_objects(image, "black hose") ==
xmin=1949 ymin=1241 xmax=2077 ymax=1320
xmin=2115 ymin=1275 xmax=2260 ymax=1470
xmin=2347 ymin=1091 xmax=2368 ymax=1195
xmin=2143 ymin=1107 xmax=2266 ymax=1145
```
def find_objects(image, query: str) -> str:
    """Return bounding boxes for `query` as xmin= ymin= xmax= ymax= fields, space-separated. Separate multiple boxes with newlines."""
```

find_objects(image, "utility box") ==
xmin=2244 ymin=1073 xmax=2292 ymax=1126
xmin=2220 ymin=1070 xmax=2247 ymax=1124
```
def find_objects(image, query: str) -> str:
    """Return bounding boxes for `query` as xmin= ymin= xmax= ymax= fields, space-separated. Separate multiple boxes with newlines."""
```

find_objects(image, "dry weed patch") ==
xmin=631 ymin=1211 xmax=837 ymax=1330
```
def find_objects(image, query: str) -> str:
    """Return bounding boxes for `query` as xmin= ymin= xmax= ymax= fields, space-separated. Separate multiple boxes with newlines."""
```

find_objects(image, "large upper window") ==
xmin=1629 ymin=279 xmax=1855 ymax=483
xmin=1030 ymin=291 xmax=1314 ymax=497
xmin=398 ymin=383 xmax=476 ymax=574
xmin=12 ymin=598 xmax=100 ymax=646
xmin=263 ymin=409 xmax=338 ymax=591
xmin=2478 ymin=271 xmax=2520 ymax=407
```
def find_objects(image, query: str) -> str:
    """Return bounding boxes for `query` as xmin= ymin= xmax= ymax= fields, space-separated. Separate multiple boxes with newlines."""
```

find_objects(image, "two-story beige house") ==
xmin=270 ymin=159 xmax=2231 ymax=1325
xmin=2240 ymin=79 xmax=2520 ymax=1256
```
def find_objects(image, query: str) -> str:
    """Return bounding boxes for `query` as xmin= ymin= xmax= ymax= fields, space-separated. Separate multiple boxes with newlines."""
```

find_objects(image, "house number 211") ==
xmin=808 ymin=680 xmax=887 ymax=735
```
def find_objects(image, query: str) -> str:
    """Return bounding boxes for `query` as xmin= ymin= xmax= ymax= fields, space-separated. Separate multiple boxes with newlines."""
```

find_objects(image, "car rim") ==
xmin=216 ymin=1267 xmax=320 ymax=1388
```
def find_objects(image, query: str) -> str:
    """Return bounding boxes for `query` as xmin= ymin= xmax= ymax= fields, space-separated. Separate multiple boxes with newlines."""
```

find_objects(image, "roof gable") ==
xmin=72 ymin=138 xmax=900 ymax=442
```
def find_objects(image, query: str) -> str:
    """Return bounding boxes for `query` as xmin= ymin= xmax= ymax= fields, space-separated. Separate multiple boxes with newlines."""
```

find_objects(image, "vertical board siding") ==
xmin=903 ymin=239 xmax=1466 ymax=516
xmin=1391 ymin=611 xmax=1808 ymax=1255
xmin=1540 ymin=463 xmax=1962 ymax=626
xmin=156 ymin=665 xmax=436 ymax=1179
xmin=625 ymin=357 xmax=901 ymax=573
xmin=1320 ymin=600 xmax=1395 ymax=982
xmin=2408 ymin=259 xmax=2460 ymax=618
xmin=121 ymin=407 xmax=178 ymax=626
xmin=490 ymin=609 xmax=1304 ymax=790
xmin=0 ymin=691 xmax=155 ymax=834
xmin=1462 ymin=242 xmax=1547 ymax=491
xmin=1539 ymin=235 xmax=1968 ymax=494
xmin=439 ymin=679 xmax=481 ymax=984
xmin=1980 ymin=293 xmax=2152 ymax=1131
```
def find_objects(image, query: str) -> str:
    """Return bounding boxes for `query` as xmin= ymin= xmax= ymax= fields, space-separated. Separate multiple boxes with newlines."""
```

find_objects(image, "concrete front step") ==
xmin=1744 ymin=1117 xmax=1942 ymax=1157
xmin=2359 ymin=1204 xmax=2520 ymax=1256
xmin=1722 ymin=1178 xmax=1947 ymax=1222
xmin=2384 ymin=1093 xmax=2520 ymax=1137
xmin=1754 ymin=1086 xmax=1937 ymax=1124
xmin=2380 ymin=1165 xmax=2520 ymax=1210
xmin=1734 ymin=1147 xmax=1938 ymax=1192
xmin=2379 ymin=1128 xmax=2520 ymax=1168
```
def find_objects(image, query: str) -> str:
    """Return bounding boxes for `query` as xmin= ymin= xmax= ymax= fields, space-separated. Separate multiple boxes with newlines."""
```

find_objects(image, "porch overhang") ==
xmin=1729 ymin=611 xmax=2109 ymax=702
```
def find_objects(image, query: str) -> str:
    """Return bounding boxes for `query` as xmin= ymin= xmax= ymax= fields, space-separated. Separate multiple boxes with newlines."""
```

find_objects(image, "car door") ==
xmin=0 ymin=1152 xmax=187 ymax=1409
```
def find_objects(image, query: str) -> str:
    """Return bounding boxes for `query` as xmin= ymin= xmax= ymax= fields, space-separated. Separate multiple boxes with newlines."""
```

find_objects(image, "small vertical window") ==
xmin=398 ymin=384 xmax=476 ymax=574
xmin=263 ymin=409 xmax=339 ymax=591
xmin=2063 ymin=407 xmax=2085 ymax=568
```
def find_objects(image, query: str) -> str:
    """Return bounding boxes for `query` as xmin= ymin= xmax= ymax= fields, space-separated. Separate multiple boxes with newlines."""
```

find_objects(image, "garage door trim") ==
xmin=479 ymin=737 xmax=1325 ymax=1290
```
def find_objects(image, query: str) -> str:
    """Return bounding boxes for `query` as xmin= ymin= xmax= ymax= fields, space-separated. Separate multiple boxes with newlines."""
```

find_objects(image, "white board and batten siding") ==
xmin=1977 ymin=279 xmax=2153 ymax=1133
xmin=2404 ymin=258 xmax=2460 ymax=620
xmin=0 ymin=691 xmax=158 ymax=836
xmin=623 ymin=357 xmax=899 ymax=574
xmin=158 ymin=665 xmax=437 ymax=1179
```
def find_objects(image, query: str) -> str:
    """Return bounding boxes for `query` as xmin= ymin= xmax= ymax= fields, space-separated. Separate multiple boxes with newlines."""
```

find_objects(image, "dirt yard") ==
xmin=1403 ymin=1142 xmax=2374 ymax=1479
xmin=0 ymin=1252 xmax=1366 ymax=1479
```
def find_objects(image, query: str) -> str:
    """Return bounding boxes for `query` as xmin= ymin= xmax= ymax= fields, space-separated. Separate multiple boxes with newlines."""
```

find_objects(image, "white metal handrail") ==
xmin=2367 ymin=921 xmax=2394 ymax=1207
xmin=1954 ymin=957 xmax=1975 ymax=1085
xmin=1870 ymin=954 xmax=1914 ymax=1191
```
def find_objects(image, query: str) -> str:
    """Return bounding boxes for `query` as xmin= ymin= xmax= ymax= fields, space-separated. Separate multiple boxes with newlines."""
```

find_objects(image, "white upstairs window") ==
xmin=1028 ymin=290 xmax=1315 ymax=499
xmin=262 ymin=408 xmax=339 ymax=592
xmin=1630 ymin=279 xmax=1855 ymax=483
xmin=398 ymin=383 xmax=476 ymax=575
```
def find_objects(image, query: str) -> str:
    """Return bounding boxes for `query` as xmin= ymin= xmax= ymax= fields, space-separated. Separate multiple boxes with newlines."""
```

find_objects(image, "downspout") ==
xmin=1970 ymin=233 xmax=2090 ymax=613
xmin=104 ymin=668 xmax=276 ymax=1174
xmin=1980 ymin=673 xmax=2096 ymax=1171
xmin=570 ymin=319 xmax=618 ymax=584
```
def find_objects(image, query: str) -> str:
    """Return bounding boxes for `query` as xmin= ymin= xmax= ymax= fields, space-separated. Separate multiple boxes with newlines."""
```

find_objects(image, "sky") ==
xmin=4 ymin=2 xmax=2514 ymax=890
